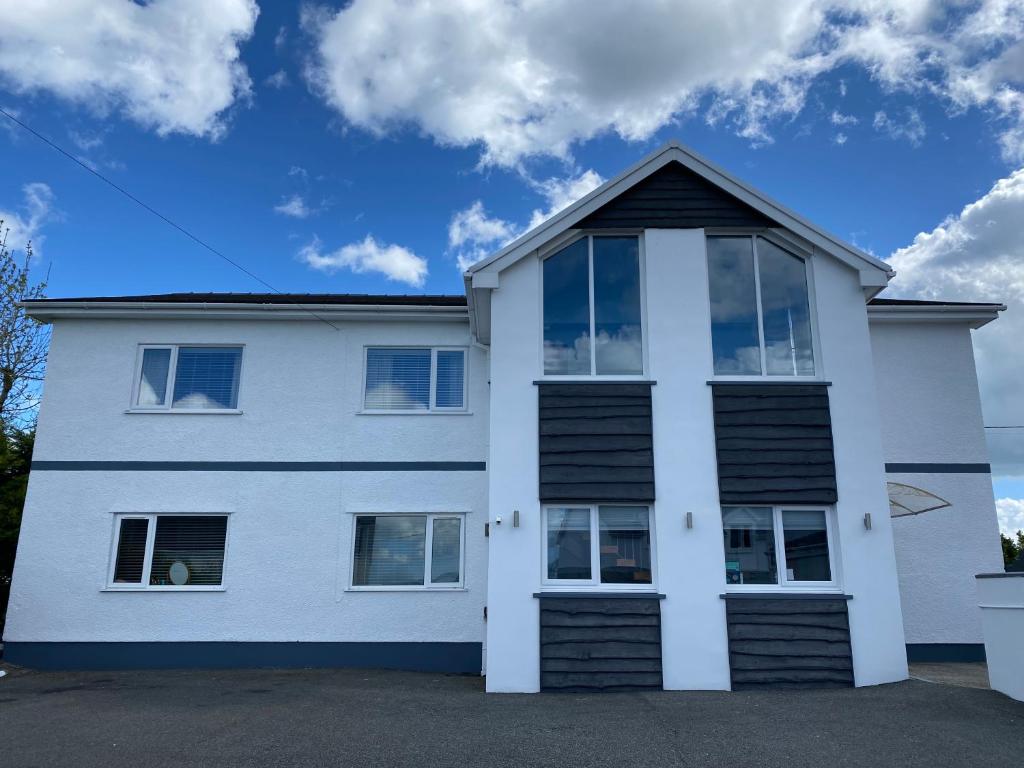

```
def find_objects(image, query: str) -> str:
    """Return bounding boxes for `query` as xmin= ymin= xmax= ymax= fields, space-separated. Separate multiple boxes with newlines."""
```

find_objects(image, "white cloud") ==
xmin=304 ymin=0 xmax=1024 ymax=165
xmin=298 ymin=235 xmax=427 ymax=286
xmin=830 ymin=110 xmax=858 ymax=126
xmin=833 ymin=132 xmax=849 ymax=145
xmin=873 ymin=108 xmax=927 ymax=145
xmin=0 ymin=182 xmax=56 ymax=256
xmin=265 ymin=70 xmax=290 ymax=89
xmin=887 ymin=166 xmax=1024 ymax=477
xmin=0 ymin=0 xmax=258 ymax=139
xmin=996 ymin=498 xmax=1024 ymax=536
xmin=274 ymin=194 xmax=312 ymax=219
xmin=449 ymin=169 xmax=605 ymax=271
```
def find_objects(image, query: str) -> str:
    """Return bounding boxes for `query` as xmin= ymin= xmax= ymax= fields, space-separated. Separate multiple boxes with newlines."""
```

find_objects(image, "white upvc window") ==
xmin=362 ymin=347 xmax=468 ymax=412
xmin=131 ymin=344 xmax=243 ymax=412
xmin=720 ymin=506 xmax=839 ymax=591
xmin=706 ymin=234 xmax=818 ymax=378
xmin=542 ymin=505 xmax=655 ymax=590
xmin=108 ymin=513 xmax=229 ymax=590
xmin=541 ymin=234 xmax=646 ymax=377
xmin=350 ymin=513 xmax=465 ymax=589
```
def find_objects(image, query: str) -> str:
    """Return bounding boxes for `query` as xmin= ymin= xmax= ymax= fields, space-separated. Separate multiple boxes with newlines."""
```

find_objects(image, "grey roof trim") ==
xmin=466 ymin=140 xmax=894 ymax=284
xmin=867 ymin=300 xmax=1005 ymax=329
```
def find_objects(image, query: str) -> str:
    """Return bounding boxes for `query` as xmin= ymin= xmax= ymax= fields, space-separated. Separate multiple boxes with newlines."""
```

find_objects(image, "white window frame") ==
xmin=105 ymin=512 xmax=231 ymax=592
xmin=360 ymin=346 xmax=469 ymax=414
xmin=721 ymin=505 xmax=840 ymax=593
xmin=348 ymin=512 xmax=466 ymax=591
xmin=538 ymin=232 xmax=649 ymax=380
xmin=541 ymin=504 xmax=657 ymax=592
xmin=128 ymin=343 xmax=245 ymax=413
xmin=705 ymin=230 xmax=823 ymax=381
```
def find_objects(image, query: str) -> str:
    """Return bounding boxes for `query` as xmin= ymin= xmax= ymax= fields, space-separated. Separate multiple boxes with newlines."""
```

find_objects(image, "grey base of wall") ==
xmin=2 ymin=642 xmax=483 ymax=673
xmin=905 ymin=644 xmax=986 ymax=663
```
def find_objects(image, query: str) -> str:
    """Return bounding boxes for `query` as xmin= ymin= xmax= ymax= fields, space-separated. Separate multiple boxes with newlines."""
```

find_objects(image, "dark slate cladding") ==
xmin=539 ymin=596 xmax=663 ymax=691
xmin=577 ymin=161 xmax=776 ymax=230
xmin=711 ymin=383 xmax=837 ymax=505
xmin=725 ymin=597 xmax=854 ymax=690
xmin=538 ymin=383 xmax=654 ymax=502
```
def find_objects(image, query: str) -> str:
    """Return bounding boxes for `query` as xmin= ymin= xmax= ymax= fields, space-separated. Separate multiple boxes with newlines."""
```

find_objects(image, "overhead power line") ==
xmin=0 ymin=106 xmax=338 ymax=330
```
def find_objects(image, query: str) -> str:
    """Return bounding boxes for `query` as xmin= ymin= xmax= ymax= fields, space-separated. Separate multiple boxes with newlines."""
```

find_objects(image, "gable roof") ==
xmin=466 ymin=140 xmax=894 ymax=290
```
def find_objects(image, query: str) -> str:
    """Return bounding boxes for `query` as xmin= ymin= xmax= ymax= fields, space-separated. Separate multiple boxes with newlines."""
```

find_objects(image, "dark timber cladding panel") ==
xmin=712 ymin=384 xmax=837 ymax=505
xmin=538 ymin=383 xmax=654 ymax=502
xmin=539 ymin=597 xmax=663 ymax=691
xmin=725 ymin=597 xmax=854 ymax=690
xmin=577 ymin=161 xmax=777 ymax=230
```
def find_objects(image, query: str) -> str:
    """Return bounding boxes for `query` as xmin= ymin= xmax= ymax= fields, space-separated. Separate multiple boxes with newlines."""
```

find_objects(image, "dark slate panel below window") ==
xmin=538 ymin=383 xmax=654 ymax=503
xmin=538 ymin=596 xmax=663 ymax=691
xmin=724 ymin=596 xmax=854 ymax=690
xmin=711 ymin=384 xmax=837 ymax=505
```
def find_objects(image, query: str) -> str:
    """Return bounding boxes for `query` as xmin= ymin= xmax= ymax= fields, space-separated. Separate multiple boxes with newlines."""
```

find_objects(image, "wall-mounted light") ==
xmin=863 ymin=512 xmax=872 ymax=530
xmin=495 ymin=515 xmax=502 ymax=526
xmin=513 ymin=509 xmax=520 ymax=528
xmin=685 ymin=511 xmax=693 ymax=530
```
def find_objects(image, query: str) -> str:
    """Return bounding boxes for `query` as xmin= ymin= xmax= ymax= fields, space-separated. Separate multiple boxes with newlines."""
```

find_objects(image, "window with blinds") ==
xmin=351 ymin=514 xmax=463 ymax=588
xmin=132 ymin=345 xmax=243 ymax=411
xmin=109 ymin=514 xmax=228 ymax=589
xmin=363 ymin=347 xmax=466 ymax=411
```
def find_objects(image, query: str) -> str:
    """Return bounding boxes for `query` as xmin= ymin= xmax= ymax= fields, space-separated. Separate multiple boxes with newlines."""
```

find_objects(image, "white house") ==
xmin=2 ymin=142 xmax=1004 ymax=691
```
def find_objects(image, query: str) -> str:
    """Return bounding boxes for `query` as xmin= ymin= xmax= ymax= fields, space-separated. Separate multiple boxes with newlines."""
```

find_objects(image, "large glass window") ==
xmin=352 ymin=514 xmax=463 ymax=588
xmin=707 ymin=236 xmax=815 ymax=376
xmin=545 ymin=505 xmax=652 ymax=586
xmin=721 ymin=506 xmax=835 ymax=587
xmin=543 ymin=236 xmax=643 ymax=376
xmin=363 ymin=348 xmax=467 ymax=411
xmin=110 ymin=514 xmax=228 ymax=589
xmin=134 ymin=345 xmax=243 ymax=410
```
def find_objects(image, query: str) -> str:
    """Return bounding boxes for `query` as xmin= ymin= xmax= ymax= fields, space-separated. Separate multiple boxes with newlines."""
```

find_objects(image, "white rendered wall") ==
xmin=5 ymin=318 xmax=488 ymax=651
xmin=484 ymin=231 xmax=909 ymax=691
xmin=870 ymin=320 xmax=1004 ymax=645
xmin=976 ymin=575 xmax=1024 ymax=701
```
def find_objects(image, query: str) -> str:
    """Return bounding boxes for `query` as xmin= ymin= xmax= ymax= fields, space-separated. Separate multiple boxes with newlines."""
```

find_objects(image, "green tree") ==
xmin=1002 ymin=530 xmax=1024 ymax=569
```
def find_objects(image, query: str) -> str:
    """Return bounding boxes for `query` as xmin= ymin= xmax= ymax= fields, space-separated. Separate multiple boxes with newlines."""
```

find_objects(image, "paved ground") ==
xmin=1 ymin=665 xmax=1022 ymax=768
xmin=909 ymin=662 xmax=991 ymax=689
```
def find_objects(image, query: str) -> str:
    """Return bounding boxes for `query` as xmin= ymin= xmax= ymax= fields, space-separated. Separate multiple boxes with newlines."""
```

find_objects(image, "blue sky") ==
xmin=0 ymin=1 xmax=1022 ymax=531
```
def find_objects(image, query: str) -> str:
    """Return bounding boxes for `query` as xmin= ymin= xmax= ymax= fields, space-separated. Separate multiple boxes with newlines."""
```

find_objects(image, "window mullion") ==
xmin=751 ymin=238 xmax=768 ymax=376
xmin=588 ymin=236 xmax=596 ymax=376
xmin=424 ymin=514 xmax=434 ymax=587
xmin=141 ymin=515 xmax=157 ymax=588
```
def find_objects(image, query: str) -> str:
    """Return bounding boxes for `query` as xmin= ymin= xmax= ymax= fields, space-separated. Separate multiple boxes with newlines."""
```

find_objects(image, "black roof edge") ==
xmin=22 ymin=292 xmax=468 ymax=307
xmin=868 ymin=298 xmax=1004 ymax=308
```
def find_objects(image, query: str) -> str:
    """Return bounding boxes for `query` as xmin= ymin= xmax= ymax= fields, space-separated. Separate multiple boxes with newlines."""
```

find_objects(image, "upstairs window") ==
xmin=110 ymin=514 xmax=228 ymax=589
xmin=707 ymin=236 xmax=815 ymax=376
xmin=543 ymin=235 xmax=643 ymax=376
xmin=134 ymin=345 xmax=243 ymax=410
xmin=364 ymin=347 xmax=467 ymax=411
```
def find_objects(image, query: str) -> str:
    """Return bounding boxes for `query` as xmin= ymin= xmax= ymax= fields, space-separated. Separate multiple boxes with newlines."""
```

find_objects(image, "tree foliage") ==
xmin=1002 ymin=530 xmax=1024 ymax=570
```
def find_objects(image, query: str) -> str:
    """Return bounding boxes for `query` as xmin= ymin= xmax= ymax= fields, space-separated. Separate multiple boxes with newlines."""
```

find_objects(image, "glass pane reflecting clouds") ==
xmin=543 ymin=239 xmax=591 ymax=374
xmin=707 ymin=238 xmax=761 ymax=374
xmin=137 ymin=348 xmax=171 ymax=406
xmin=721 ymin=507 xmax=777 ymax=585
xmin=593 ymin=237 xmax=643 ymax=374
xmin=430 ymin=518 xmax=461 ymax=584
xmin=353 ymin=515 xmax=427 ymax=586
xmin=758 ymin=238 xmax=815 ymax=376
xmin=172 ymin=347 xmax=242 ymax=409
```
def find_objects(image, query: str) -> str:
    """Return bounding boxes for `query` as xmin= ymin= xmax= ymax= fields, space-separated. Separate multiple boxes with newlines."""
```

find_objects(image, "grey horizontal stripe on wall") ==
xmin=31 ymin=460 xmax=487 ymax=472
xmin=2 ymin=641 xmax=483 ymax=673
xmin=885 ymin=463 xmax=991 ymax=474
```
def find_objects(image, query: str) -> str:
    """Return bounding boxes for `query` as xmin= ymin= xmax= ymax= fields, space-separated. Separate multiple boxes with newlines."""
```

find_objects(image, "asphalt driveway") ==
xmin=1 ymin=665 xmax=1022 ymax=768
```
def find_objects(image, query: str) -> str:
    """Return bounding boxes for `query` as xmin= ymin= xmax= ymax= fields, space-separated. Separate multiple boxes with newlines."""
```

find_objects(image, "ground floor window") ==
xmin=543 ymin=505 xmax=653 ymax=587
xmin=109 ymin=514 xmax=228 ymax=589
xmin=351 ymin=514 xmax=464 ymax=589
xmin=721 ymin=506 xmax=836 ymax=588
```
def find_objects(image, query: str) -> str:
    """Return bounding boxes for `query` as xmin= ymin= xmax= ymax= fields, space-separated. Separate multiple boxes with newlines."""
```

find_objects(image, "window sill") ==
xmin=534 ymin=591 xmax=664 ymax=599
xmin=721 ymin=588 xmax=847 ymax=598
xmin=707 ymin=378 xmax=830 ymax=386
xmin=101 ymin=586 xmax=226 ymax=593
xmin=124 ymin=409 xmax=243 ymax=415
xmin=356 ymin=410 xmax=472 ymax=416
xmin=344 ymin=587 xmax=468 ymax=593
xmin=537 ymin=585 xmax=658 ymax=594
xmin=533 ymin=378 xmax=656 ymax=385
